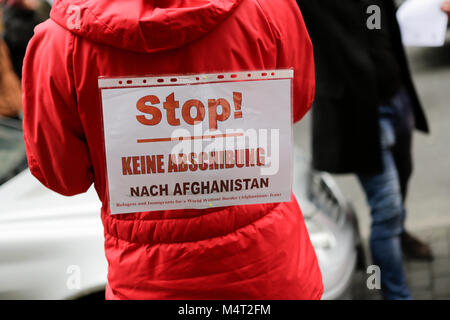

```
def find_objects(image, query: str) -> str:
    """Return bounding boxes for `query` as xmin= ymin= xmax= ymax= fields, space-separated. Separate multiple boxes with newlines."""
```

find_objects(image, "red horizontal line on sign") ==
xmin=137 ymin=133 xmax=244 ymax=144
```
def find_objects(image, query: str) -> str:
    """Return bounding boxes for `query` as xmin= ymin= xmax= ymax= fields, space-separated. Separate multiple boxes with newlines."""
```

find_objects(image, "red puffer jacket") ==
xmin=23 ymin=0 xmax=323 ymax=299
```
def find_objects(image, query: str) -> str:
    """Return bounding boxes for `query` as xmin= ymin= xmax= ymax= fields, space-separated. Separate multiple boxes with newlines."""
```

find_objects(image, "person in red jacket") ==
xmin=22 ymin=0 xmax=322 ymax=300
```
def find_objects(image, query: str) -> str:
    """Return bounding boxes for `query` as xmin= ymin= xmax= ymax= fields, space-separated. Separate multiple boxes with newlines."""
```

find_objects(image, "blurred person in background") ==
xmin=297 ymin=0 xmax=433 ymax=299
xmin=1 ymin=0 xmax=50 ymax=78
xmin=0 ymin=0 xmax=50 ymax=116
xmin=0 ymin=5 xmax=22 ymax=118
xmin=0 ymin=37 xmax=21 ymax=118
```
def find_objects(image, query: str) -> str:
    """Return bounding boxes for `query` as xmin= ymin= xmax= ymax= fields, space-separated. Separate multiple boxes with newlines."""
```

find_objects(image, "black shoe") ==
xmin=401 ymin=231 xmax=434 ymax=262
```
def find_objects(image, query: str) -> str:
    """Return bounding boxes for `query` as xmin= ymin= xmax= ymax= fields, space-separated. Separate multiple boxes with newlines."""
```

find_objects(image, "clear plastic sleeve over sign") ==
xmin=98 ymin=70 xmax=294 ymax=214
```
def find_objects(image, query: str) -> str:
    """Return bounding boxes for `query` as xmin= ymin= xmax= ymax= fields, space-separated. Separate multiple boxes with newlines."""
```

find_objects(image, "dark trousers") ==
xmin=390 ymin=89 xmax=415 ymax=203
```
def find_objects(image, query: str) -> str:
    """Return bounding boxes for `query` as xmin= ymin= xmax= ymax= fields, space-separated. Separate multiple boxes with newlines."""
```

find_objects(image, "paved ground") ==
xmin=351 ymin=225 xmax=450 ymax=300
xmin=294 ymin=38 xmax=450 ymax=299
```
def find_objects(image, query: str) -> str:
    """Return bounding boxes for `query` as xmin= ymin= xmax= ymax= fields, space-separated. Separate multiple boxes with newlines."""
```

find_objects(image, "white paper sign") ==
xmin=397 ymin=0 xmax=449 ymax=47
xmin=99 ymin=70 xmax=294 ymax=214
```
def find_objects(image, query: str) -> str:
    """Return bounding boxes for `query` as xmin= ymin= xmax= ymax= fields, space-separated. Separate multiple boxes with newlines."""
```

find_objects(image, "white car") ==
xmin=0 ymin=116 xmax=363 ymax=300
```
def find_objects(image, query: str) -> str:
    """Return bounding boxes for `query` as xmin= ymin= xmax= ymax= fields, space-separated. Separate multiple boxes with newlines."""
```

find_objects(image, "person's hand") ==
xmin=442 ymin=1 xmax=450 ymax=18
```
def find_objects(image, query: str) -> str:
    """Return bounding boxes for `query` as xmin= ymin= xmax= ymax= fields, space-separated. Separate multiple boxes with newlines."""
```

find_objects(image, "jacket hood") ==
xmin=50 ymin=0 xmax=243 ymax=53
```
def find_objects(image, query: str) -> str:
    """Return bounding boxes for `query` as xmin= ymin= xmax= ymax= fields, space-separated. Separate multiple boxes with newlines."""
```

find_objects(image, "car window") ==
xmin=0 ymin=116 xmax=27 ymax=185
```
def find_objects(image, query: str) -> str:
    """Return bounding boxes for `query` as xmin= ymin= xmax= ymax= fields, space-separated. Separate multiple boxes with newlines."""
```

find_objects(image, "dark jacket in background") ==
xmin=2 ymin=1 xmax=51 ymax=78
xmin=297 ymin=0 xmax=429 ymax=174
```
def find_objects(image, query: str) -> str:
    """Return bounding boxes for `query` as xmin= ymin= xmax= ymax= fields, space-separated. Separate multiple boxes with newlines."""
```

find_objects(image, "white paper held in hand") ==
xmin=397 ymin=0 xmax=449 ymax=47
